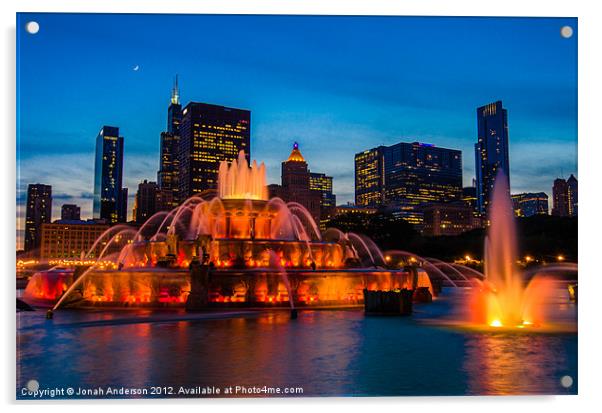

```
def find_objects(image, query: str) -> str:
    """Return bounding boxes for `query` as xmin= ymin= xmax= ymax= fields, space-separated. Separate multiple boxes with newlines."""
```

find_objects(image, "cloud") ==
xmin=509 ymin=139 xmax=577 ymax=197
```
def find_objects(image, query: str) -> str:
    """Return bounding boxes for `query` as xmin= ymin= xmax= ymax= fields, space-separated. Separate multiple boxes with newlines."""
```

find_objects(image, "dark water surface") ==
xmin=16 ymin=288 xmax=577 ymax=398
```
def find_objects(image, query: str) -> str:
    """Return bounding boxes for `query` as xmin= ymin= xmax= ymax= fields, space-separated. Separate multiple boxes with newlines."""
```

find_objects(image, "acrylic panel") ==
xmin=16 ymin=13 xmax=578 ymax=399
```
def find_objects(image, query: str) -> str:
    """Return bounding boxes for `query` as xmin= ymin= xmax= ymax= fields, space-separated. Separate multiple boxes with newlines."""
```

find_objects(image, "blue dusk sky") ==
xmin=16 ymin=13 xmax=577 ymax=244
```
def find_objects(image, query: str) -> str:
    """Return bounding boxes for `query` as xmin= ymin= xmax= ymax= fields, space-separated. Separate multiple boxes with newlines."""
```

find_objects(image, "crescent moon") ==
xmin=133 ymin=65 xmax=140 ymax=71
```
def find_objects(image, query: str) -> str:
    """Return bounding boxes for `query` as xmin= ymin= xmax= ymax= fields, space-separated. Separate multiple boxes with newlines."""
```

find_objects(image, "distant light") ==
xmin=557 ymin=255 xmax=565 ymax=261
xmin=465 ymin=255 xmax=471 ymax=261
xmin=490 ymin=319 xmax=502 ymax=327
xmin=525 ymin=255 xmax=533 ymax=262
xmin=293 ymin=142 xmax=299 ymax=149
xmin=385 ymin=255 xmax=391 ymax=262
xmin=561 ymin=26 xmax=574 ymax=39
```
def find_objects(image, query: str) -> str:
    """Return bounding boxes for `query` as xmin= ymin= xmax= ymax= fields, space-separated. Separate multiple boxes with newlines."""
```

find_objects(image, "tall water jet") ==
xmin=469 ymin=171 xmax=555 ymax=328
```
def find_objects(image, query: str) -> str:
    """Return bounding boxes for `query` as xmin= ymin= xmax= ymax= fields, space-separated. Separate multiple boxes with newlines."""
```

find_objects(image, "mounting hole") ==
xmin=25 ymin=21 xmax=40 ymax=34
xmin=26 ymin=379 xmax=40 ymax=392
xmin=560 ymin=26 xmax=573 ymax=39
xmin=560 ymin=375 xmax=573 ymax=388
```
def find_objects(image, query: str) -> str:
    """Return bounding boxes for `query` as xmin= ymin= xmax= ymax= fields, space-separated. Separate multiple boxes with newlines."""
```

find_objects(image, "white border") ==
xmin=2 ymin=1 xmax=600 ymax=412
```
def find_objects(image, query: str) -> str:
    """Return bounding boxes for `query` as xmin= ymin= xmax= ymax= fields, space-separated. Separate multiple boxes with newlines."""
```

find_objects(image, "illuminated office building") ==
xmin=157 ymin=77 xmax=182 ymax=209
xmin=354 ymin=147 xmax=385 ymax=207
xmin=567 ymin=174 xmax=578 ymax=217
xmin=309 ymin=172 xmax=336 ymax=229
xmin=475 ymin=100 xmax=510 ymax=216
xmin=335 ymin=203 xmax=377 ymax=216
xmin=178 ymin=102 xmax=250 ymax=198
xmin=40 ymin=220 xmax=110 ymax=260
xmin=93 ymin=126 xmax=126 ymax=224
xmin=157 ymin=131 xmax=180 ymax=209
xmin=552 ymin=175 xmax=578 ymax=217
xmin=422 ymin=203 xmax=477 ymax=237
xmin=355 ymin=142 xmax=462 ymax=225
xmin=280 ymin=142 xmax=321 ymax=223
xmin=24 ymin=183 xmax=52 ymax=252
xmin=511 ymin=192 xmax=549 ymax=217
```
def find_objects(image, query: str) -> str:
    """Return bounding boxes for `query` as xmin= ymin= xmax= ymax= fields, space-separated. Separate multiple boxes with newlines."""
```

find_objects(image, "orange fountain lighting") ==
xmin=218 ymin=150 xmax=268 ymax=201
xmin=469 ymin=172 xmax=555 ymax=329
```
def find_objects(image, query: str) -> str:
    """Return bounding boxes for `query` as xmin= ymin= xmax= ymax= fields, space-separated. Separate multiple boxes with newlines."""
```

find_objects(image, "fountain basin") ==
xmin=23 ymin=267 xmax=434 ymax=309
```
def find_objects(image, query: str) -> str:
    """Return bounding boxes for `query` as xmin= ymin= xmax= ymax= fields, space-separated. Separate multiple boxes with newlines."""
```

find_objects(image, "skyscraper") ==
xmin=93 ymin=126 xmax=125 ymax=224
xmin=134 ymin=180 xmax=158 ymax=224
xmin=119 ymin=188 xmax=128 ymax=223
xmin=60 ymin=204 xmax=81 ymax=221
xmin=354 ymin=147 xmax=385 ymax=207
xmin=552 ymin=178 xmax=569 ymax=217
xmin=355 ymin=142 xmax=462 ymax=225
xmin=280 ymin=142 xmax=321 ymax=222
xmin=24 ymin=183 xmax=52 ymax=252
xmin=462 ymin=185 xmax=478 ymax=213
xmin=567 ymin=174 xmax=578 ymax=217
xmin=309 ymin=172 xmax=336 ymax=229
xmin=178 ymin=102 xmax=250 ymax=198
xmin=475 ymin=101 xmax=510 ymax=216
xmin=552 ymin=175 xmax=577 ymax=217
xmin=158 ymin=77 xmax=183 ymax=210
xmin=167 ymin=75 xmax=182 ymax=135
xmin=158 ymin=131 xmax=180 ymax=209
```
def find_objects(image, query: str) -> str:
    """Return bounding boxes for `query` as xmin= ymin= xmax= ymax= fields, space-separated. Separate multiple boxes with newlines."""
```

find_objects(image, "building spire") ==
xmin=171 ymin=74 xmax=180 ymax=105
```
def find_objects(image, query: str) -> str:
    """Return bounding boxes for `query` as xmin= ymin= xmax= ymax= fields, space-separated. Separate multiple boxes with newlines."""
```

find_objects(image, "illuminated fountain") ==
xmin=24 ymin=151 xmax=435 ymax=309
xmin=467 ymin=172 xmax=564 ymax=330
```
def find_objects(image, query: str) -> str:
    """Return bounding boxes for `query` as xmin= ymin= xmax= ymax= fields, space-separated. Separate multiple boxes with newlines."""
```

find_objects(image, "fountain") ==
xmin=24 ymin=151 xmax=435 ymax=309
xmin=468 ymin=171 xmax=558 ymax=329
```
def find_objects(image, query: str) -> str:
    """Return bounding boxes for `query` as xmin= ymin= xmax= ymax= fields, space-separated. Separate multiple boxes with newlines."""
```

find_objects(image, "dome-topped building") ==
xmin=286 ymin=142 xmax=306 ymax=163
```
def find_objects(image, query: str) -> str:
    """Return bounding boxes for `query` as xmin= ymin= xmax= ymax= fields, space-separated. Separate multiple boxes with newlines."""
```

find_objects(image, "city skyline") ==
xmin=17 ymin=13 xmax=577 ymax=246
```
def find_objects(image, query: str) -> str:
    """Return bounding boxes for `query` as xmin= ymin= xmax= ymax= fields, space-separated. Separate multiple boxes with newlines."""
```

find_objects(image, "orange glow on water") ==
xmin=467 ymin=174 xmax=556 ymax=330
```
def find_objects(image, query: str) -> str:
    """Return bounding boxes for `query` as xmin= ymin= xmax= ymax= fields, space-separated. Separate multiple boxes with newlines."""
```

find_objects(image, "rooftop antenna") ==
xmin=171 ymin=74 xmax=180 ymax=105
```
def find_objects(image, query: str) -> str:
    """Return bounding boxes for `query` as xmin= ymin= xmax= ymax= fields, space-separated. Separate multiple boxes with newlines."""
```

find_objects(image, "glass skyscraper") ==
xmin=354 ymin=147 xmax=386 ymax=207
xmin=475 ymin=100 xmax=510 ymax=216
xmin=355 ymin=142 xmax=462 ymax=225
xmin=178 ymin=102 xmax=250 ymax=198
xmin=93 ymin=126 xmax=125 ymax=224
xmin=309 ymin=172 xmax=336 ymax=229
